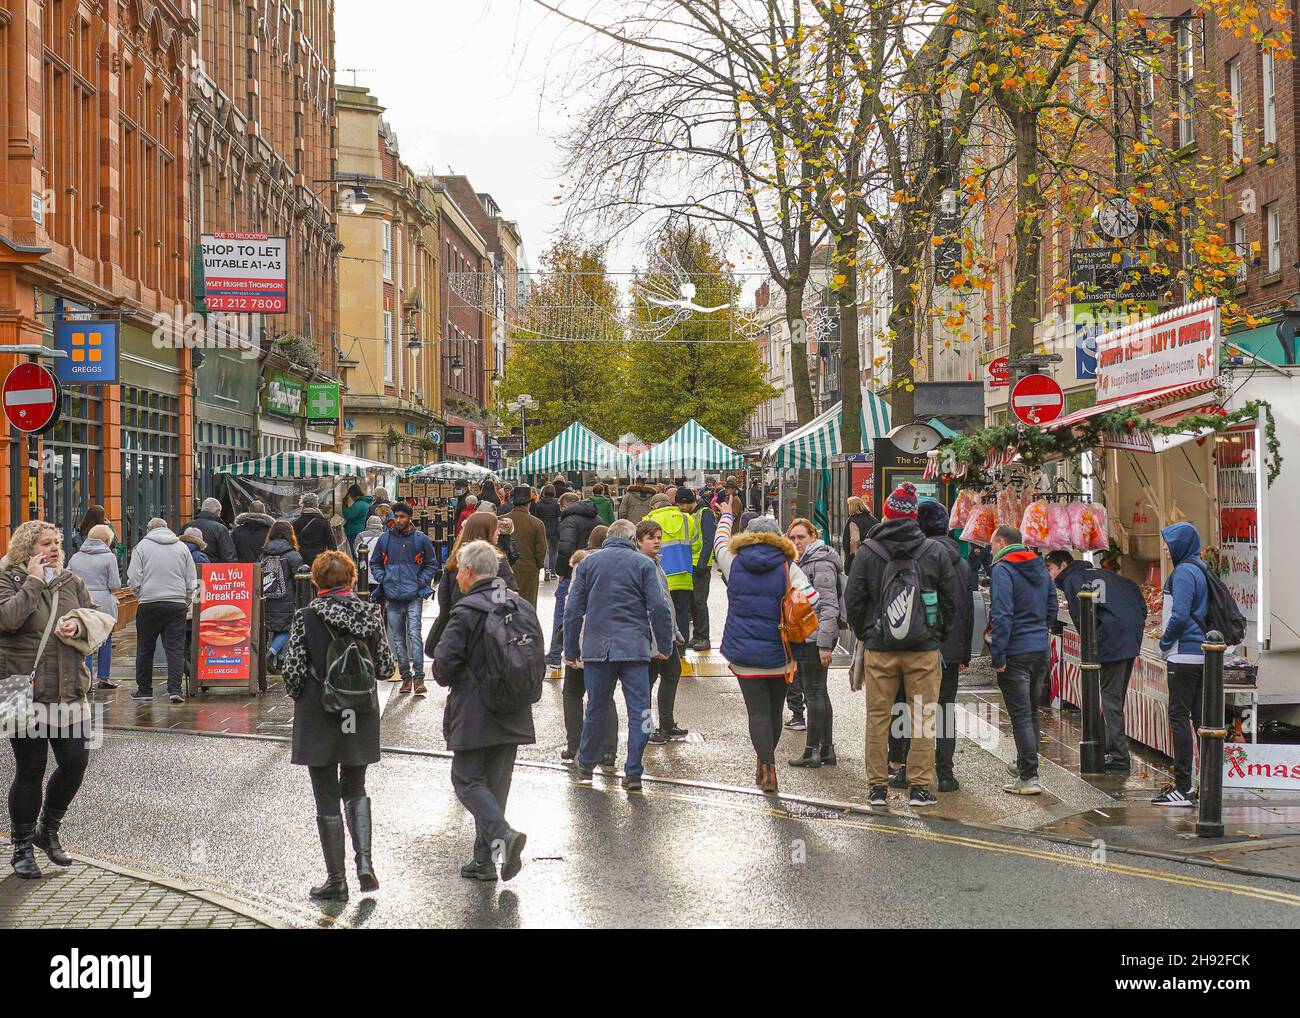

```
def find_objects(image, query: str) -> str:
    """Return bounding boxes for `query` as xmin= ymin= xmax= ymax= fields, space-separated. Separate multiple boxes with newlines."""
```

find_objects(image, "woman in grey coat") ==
xmin=67 ymin=523 xmax=122 ymax=689
xmin=785 ymin=519 xmax=843 ymax=768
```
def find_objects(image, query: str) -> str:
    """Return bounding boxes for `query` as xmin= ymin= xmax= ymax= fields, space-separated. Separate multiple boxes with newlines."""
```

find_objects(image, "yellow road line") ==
xmin=615 ymin=782 xmax=1300 ymax=908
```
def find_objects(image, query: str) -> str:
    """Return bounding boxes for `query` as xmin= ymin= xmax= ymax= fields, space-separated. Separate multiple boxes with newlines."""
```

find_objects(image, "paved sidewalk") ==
xmin=0 ymin=841 xmax=271 ymax=929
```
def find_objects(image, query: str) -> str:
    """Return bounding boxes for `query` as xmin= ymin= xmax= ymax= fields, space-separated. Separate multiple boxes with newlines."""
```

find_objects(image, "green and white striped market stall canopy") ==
xmin=636 ymin=419 xmax=744 ymax=473
xmin=219 ymin=450 xmax=396 ymax=478
xmin=763 ymin=389 xmax=892 ymax=469
xmin=504 ymin=421 xmax=632 ymax=477
xmin=402 ymin=460 xmax=497 ymax=482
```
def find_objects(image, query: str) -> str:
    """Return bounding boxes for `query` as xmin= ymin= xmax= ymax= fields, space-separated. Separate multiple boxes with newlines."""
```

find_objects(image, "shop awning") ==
xmin=762 ymin=389 xmax=893 ymax=468
xmin=219 ymin=451 xmax=395 ymax=478
xmin=1045 ymin=378 xmax=1219 ymax=431
xmin=402 ymin=460 xmax=496 ymax=482
xmin=636 ymin=419 xmax=744 ymax=473
xmin=504 ymin=421 xmax=632 ymax=477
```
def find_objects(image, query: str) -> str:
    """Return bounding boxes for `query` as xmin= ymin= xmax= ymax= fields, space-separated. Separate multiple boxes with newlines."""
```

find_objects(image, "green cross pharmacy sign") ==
xmin=306 ymin=381 xmax=340 ymax=427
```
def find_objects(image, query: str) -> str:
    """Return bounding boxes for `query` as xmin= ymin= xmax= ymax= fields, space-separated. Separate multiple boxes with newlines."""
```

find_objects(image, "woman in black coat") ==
xmin=530 ymin=484 xmax=562 ymax=577
xmin=280 ymin=551 xmax=395 ymax=901
xmin=425 ymin=511 xmax=517 ymax=658
xmin=260 ymin=521 xmax=306 ymax=663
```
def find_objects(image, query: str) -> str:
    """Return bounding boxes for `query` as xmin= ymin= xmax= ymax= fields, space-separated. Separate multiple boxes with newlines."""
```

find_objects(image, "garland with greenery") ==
xmin=941 ymin=398 xmax=1281 ymax=486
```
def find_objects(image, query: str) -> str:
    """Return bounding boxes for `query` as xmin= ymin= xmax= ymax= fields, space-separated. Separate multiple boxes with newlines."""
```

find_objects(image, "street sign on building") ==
xmin=3 ymin=362 xmax=61 ymax=434
xmin=53 ymin=319 xmax=119 ymax=385
xmin=306 ymin=381 xmax=340 ymax=427
xmin=987 ymin=356 xmax=1009 ymax=388
xmin=200 ymin=233 xmax=289 ymax=313
xmin=1011 ymin=373 xmax=1064 ymax=426
xmin=263 ymin=375 xmax=304 ymax=418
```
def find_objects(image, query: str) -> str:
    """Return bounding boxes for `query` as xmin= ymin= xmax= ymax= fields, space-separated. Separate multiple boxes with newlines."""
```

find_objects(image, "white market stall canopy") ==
xmin=402 ymin=460 xmax=497 ymax=482
xmin=504 ymin=421 xmax=633 ymax=477
xmin=763 ymin=389 xmax=893 ymax=469
xmin=219 ymin=450 xmax=396 ymax=479
xmin=636 ymin=419 xmax=745 ymax=474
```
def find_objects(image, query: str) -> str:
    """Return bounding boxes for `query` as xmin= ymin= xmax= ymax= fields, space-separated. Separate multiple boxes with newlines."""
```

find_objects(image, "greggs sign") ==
xmin=1095 ymin=299 xmax=1219 ymax=405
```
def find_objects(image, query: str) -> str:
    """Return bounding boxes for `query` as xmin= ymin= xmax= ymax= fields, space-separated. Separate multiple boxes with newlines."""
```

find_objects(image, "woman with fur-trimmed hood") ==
xmin=711 ymin=497 xmax=818 ymax=794
xmin=616 ymin=477 xmax=659 ymax=524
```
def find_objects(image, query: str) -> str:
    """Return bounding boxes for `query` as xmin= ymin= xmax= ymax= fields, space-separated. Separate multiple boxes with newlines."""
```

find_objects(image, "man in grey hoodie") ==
xmin=127 ymin=518 xmax=197 ymax=703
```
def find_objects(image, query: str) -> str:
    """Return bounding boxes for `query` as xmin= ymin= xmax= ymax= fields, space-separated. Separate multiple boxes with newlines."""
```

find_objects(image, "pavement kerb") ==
xmin=101 ymin=724 xmax=1300 ymax=888
xmin=0 ymin=836 xmax=295 ymax=929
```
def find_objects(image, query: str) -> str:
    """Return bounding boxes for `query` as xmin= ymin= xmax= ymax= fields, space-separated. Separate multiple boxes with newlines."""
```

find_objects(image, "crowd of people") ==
xmin=2 ymin=467 xmax=1213 ymax=895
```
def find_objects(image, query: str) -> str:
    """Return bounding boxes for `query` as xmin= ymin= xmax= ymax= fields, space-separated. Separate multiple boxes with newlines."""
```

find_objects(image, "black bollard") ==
xmin=1196 ymin=630 xmax=1228 ymax=838
xmin=294 ymin=572 xmax=313 ymax=610
xmin=1077 ymin=587 xmax=1105 ymax=773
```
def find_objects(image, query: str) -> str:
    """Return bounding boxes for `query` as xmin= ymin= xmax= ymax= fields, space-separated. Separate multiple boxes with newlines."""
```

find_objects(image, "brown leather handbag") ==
xmin=779 ymin=562 xmax=818 ymax=645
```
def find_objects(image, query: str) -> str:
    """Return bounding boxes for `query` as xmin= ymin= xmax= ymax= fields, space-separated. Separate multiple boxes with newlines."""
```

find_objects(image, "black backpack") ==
xmin=866 ymin=539 xmax=939 ymax=650
xmin=313 ymin=610 xmax=379 ymax=715
xmin=261 ymin=554 xmax=287 ymax=599
xmin=475 ymin=591 xmax=546 ymax=714
xmin=1195 ymin=561 xmax=1247 ymax=646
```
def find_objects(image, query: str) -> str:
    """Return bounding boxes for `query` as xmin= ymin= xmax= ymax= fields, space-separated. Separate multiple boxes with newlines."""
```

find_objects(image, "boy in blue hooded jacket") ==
xmin=1154 ymin=522 xmax=1209 ymax=807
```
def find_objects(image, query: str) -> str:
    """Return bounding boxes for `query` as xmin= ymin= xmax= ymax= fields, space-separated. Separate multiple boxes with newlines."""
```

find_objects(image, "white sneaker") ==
xmin=1002 ymin=778 xmax=1042 ymax=795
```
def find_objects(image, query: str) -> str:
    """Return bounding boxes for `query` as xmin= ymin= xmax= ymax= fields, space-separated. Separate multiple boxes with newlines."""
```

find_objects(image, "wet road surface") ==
xmin=5 ymin=728 xmax=1300 ymax=928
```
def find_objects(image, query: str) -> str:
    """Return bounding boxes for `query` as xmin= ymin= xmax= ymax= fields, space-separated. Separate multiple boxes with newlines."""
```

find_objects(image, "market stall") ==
xmin=218 ymin=450 xmax=397 ymax=519
xmin=635 ymin=418 xmax=744 ymax=476
xmin=401 ymin=460 xmax=497 ymax=483
xmin=504 ymin=421 xmax=633 ymax=481
xmin=932 ymin=298 xmax=1297 ymax=753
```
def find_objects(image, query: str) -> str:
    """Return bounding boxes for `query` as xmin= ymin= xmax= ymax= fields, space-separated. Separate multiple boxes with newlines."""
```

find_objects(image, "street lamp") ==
xmin=311 ymin=175 xmax=376 ymax=216
xmin=505 ymin=393 xmax=538 ymax=458
xmin=450 ymin=355 xmax=464 ymax=381
xmin=348 ymin=185 xmax=372 ymax=216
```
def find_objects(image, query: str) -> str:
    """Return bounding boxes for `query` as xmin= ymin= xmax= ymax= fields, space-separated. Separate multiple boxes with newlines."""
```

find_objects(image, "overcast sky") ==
xmin=336 ymin=0 xmax=584 ymax=271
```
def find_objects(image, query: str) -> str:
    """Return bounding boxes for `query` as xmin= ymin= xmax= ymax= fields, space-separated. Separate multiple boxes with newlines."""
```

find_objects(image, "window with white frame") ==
xmin=1263 ymin=48 xmax=1277 ymax=146
xmin=383 ymin=310 xmax=393 ymax=382
xmin=1228 ymin=57 xmax=1244 ymax=162
xmin=382 ymin=220 xmax=393 ymax=281
xmin=1232 ymin=217 xmax=1248 ymax=282
xmin=1266 ymin=202 xmax=1281 ymax=273
xmin=394 ymin=224 xmax=402 ymax=295
xmin=1177 ymin=20 xmax=1195 ymax=147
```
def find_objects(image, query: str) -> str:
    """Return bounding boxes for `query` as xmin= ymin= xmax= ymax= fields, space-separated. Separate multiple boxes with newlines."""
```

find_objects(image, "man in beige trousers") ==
xmin=844 ymin=483 xmax=959 ymax=809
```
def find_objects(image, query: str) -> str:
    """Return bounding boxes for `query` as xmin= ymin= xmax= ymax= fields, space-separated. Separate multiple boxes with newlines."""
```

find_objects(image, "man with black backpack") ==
xmin=433 ymin=540 xmax=539 ymax=882
xmin=845 ymin=483 xmax=959 ymax=808
xmin=989 ymin=525 xmax=1057 ymax=796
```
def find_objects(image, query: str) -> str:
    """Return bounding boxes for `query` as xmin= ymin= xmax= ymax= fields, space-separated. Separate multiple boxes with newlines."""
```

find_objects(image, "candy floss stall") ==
xmin=936 ymin=298 xmax=1299 ymax=755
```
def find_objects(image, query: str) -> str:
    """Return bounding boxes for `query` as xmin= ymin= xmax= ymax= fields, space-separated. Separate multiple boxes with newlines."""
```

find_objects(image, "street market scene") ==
xmin=2 ymin=0 xmax=1300 ymax=977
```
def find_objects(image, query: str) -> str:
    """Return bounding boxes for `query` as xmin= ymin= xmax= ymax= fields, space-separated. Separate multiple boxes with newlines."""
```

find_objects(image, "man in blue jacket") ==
xmin=1047 ymin=551 xmax=1147 ymax=772
xmin=989 ymin=525 xmax=1057 ymax=795
xmin=1154 ymin=522 xmax=1209 ymax=807
xmin=563 ymin=518 xmax=674 ymax=792
xmin=370 ymin=502 xmax=437 ymax=694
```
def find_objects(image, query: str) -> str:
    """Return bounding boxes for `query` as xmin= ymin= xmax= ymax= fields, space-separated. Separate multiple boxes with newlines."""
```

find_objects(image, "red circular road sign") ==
xmin=988 ymin=356 xmax=1010 ymax=388
xmin=3 ymin=362 xmax=60 ymax=433
xmin=1011 ymin=373 xmax=1064 ymax=426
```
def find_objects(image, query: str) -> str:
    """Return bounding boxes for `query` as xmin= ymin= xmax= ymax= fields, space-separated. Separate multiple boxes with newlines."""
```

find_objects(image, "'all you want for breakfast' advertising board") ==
xmin=193 ymin=563 xmax=256 ymax=685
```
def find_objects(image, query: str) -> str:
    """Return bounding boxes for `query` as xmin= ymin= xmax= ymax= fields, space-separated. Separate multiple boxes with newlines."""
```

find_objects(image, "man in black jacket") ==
xmin=433 ymin=539 xmax=534 ymax=882
xmin=230 ymin=501 xmax=276 ymax=563
xmin=531 ymin=484 xmax=563 ymax=579
xmin=1047 ymin=551 xmax=1148 ymax=771
xmin=185 ymin=497 xmax=237 ymax=564
xmin=292 ymin=492 xmax=336 ymax=568
xmin=844 ymin=483 xmax=959 ymax=808
xmin=889 ymin=499 xmax=975 ymax=792
xmin=545 ymin=493 xmax=600 ymax=667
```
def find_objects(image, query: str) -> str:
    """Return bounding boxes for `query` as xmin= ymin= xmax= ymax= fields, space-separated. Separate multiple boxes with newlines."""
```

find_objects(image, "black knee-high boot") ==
xmin=343 ymin=797 xmax=379 ymax=892
xmin=309 ymin=816 xmax=348 ymax=900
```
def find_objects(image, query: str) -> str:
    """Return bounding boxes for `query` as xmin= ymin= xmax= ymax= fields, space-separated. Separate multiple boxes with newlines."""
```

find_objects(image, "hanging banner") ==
xmin=192 ymin=563 xmax=256 ymax=686
xmin=1095 ymin=299 xmax=1219 ymax=405
xmin=306 ymin=381 xmax=340 ymax=427
xmin=200 ymin=233 xmax=289 ymax=313
xmin=1071 ymin=301 xmax=1157 ymax=381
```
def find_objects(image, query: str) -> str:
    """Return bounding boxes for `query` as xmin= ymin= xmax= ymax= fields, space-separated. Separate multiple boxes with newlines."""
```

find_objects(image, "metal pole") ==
xmin=1077 ymin=588 xmax=1105 ymax=773
xmin=294 ymin=572 xmax=313 ymax=611
xmin=1196 ymin=630 xmax=1228 ymax=837
xmin=520 ymin=405 xmax=527 ymax=459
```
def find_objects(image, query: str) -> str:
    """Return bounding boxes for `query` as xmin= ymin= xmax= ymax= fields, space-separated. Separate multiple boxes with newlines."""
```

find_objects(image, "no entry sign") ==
xmin=3 ymin=362 xmax=61 ymax=433
xmin=1011 ymin=373 xmax=1064 ymax=426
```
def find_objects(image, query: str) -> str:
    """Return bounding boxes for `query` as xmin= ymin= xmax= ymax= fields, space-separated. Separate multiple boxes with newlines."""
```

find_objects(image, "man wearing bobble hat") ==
xmin=844 ymin=483 xmax=959 ymax=809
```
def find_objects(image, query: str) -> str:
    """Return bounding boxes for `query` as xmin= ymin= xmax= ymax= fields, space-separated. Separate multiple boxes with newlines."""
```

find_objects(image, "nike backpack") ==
xmin=865 ymin=540 xmax=939 ymax=651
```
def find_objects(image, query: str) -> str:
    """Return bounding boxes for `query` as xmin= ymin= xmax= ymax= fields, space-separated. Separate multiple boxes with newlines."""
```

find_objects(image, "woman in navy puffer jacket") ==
xmin=713 ymin=498 xmax=818 ymax=794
